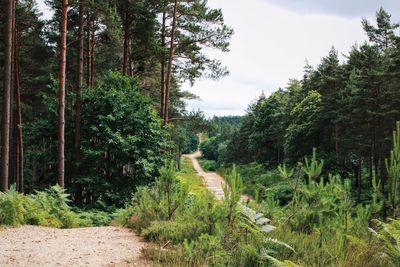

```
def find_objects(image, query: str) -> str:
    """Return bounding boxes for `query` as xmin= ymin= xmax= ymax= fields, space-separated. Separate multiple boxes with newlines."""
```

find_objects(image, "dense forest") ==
xmin=198 ymin=8 xmax=400 ymax=266
xmin=2 ymin=1 xmax=400 ymax=266
xmin=0 ymin=0 xmax=230 ymax=205
xmin=203 ymin=8 xmax=400 ymax=207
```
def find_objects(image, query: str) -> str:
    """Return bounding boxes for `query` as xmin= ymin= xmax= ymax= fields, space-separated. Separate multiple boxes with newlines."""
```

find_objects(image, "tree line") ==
xmin=204 ymin=8 xmax=400 ymax=212
xmin=0 ymin=0 xmax=232 ymax=206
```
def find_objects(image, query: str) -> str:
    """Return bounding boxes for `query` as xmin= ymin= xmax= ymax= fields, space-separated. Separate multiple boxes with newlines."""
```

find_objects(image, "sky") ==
xmin=36 ymin=0 xmax=400 ymax=117
xmin=184 ymin=0 xmax=400 ymax=117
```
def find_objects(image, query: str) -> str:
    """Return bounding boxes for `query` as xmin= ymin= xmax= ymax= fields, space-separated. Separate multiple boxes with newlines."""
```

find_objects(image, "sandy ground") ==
xmin=0 ymin=152 xmax=248 ymax=267
xmin=186 ymin=151 xmax=250 ymax=201
xmin=0 ymin=226 xmax=149 ymax=267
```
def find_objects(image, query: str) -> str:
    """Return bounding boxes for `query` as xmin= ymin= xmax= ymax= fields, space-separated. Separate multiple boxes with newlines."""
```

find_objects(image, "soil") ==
xmin=0 ymin=226 xmax=149 ymax=267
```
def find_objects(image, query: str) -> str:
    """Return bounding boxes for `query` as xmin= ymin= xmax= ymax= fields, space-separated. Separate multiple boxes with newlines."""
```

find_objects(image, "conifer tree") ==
xmin=1 ymin=0 xmax=15 ymax=192
xmin=58 ymin=0 xmax=68 ymax=188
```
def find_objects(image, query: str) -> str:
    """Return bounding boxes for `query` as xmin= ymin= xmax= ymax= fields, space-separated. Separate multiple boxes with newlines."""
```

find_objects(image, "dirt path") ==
xmin=186 ymin=151 xmax=250 ymax=201
xmin=0 ymin=226 xmax=149 ymax=267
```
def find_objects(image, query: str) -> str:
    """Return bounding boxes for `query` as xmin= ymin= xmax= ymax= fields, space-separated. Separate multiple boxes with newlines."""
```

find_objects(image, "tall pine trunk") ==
xmin=9 ymin=0 xmax=16 ymax=187
xmin=58 ymin=0 xmax=68 ymax=188
xmin=75 ymin=0 xmax=84 ymax=204
xmin=87 ymin=11 xmax=92 ymax=88
xmin=14 ymin=4 xmax=23 ymax=192
xmin=89 ymin=26 xmax=95 ymax=87
xmin=1 ymin=0 xmax=15 ymax=192
xmin=335 ymin=124 xmax=340 ymax=162
xmin=163 ymin=0 xmax=178 ymax=126
xmin=160 ymin=5 xmax=167 ymax=118
xmin=122 ymin=4 xmax=130 ymax=76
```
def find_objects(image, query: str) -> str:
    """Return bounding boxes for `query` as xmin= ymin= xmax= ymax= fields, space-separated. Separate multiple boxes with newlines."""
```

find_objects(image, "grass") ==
xmin=177 ymin=157 xmax=208 ymax=196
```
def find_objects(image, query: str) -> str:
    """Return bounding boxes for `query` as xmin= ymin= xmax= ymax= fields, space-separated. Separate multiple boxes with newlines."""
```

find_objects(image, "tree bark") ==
xmin=122 ymin=4 xmax=130 ymax=76
xmin=128 ymin=39 xmax=133 ymax=77
xmin=90 ymin=25 xmax=95 ymax=87
xmin=86 ymin=11 xmax=92 ymax=87
xmin=9 ymin=0 xmax=16 ymax=187
xmin=58 ymin=0 xmax=68 ymax=188
xmin=75 ymin=0 xmax=85 ymax=204
xmin=335 ymin=124 xmax=339 ymax=162
xmin=14 ymin=4 xmax=23 ymax=192
xmin=160 ymin=5 xmax=167 ymax=118
xmin=1 ymin=0 xmax=15 ymax=192
xmin=163 ymin=0 xmax=179 ymax=126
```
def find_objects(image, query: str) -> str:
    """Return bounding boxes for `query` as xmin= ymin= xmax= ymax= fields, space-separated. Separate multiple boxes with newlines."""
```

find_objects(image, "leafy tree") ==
xmin=79 ymin=73 xmax=168 ymax=206
xmin=285 ymin=90 xmax=322 ymax=162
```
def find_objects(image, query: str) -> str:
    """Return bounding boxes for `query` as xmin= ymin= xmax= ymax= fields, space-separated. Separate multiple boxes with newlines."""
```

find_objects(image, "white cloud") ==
xmin=184 ymin=0 xmax=370 ymax=117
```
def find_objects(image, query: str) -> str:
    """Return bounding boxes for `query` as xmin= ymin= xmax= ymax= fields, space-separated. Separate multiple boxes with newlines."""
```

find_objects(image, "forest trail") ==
xmin=186 ymin=151 xmax=250 ymax=201
xmin=0 ymin=226 xmax=149 ymax=267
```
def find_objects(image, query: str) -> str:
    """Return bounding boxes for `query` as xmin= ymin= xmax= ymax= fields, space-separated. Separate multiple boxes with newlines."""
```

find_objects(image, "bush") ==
xmin=25 ymin=72 xmax=170 ymax=207
xmin=142 ymin=219 xmax=207 ymax=243
xmin=199 ymin=159 xmax=218 ymax=172
xmin=0 ymin=186 xmax=27 ymax=226
xmin=0 ymin=185 xmax=90 ymax=228
xmin=118 ymin=163 xmax=294 ymax=266
xmin=76 ymin=210 xmax=112 ymax=226
xmin=200 ymin=137 xmax=219 ymax=160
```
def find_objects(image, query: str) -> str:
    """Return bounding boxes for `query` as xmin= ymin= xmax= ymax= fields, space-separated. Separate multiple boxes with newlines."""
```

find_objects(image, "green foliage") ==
xmin=76 ymin=210 xmax=113 ymax=226
xmin=159 ymin=162 xmax=189 ymax=220
xmin=118 ymin=161 xmax=292 ymax=266
xmin=177 ymin=158 xmax=208 ymax=195
xmin=303 ymin=148 xmax=324 ymax=183
xmin=0 ymin=186 xmax=27 ymax=226
xmin=386 ymin=122 xmax=400 ymax=218
xmin=199 ymin=159 xmax=218 ymax=172
xmin=284 ymin=91 xmax=322 ymax=162
xmin=223 ymin=165 xmax=242 ymax=225
xmin=0 ymin=186 xmax=90 ymax=228
xmin=370 ymin=219 xmax=400 ymax=266
xmin=79 ymin=72 xmax=169 ymax=206
xmin=200 ymin=116 xmax=243 ymax=165
xmin=200 ymin=137 xmax=219 ymax=161
xmin=142 ymin=219 xmax=207 ymax=243
xmin=223 ymin=146 xmax=397 ymax=266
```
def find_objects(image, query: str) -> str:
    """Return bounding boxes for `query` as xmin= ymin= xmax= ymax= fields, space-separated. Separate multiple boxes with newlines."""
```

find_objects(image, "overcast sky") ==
xmin=185 ymin=0 xmax=400 ymax=117
xmin=36 ymin=0 xmax=400 ymax=117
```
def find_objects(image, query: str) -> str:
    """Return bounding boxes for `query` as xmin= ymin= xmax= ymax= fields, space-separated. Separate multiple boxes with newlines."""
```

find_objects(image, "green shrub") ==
xmin=0 ymin=185 xmax=91 ymax=228
xmin=77 ymin=210 xmax=112 ymax=226
xmin=199 ymin=159 xmax=218 ymax=171
xmin=0 ymin=186 xmax=27 ymax=225
xmin=183 ymin=234 xmax=228 ymax=266
xmin=142 ymin=219 xmax=207 ymax=243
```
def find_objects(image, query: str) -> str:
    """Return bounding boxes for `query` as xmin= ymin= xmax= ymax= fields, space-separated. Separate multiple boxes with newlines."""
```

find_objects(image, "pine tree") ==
xmin=58 ymin=0 xmax=68 ymax=188
xmin=1 ymin=0 xmax=15 ymax=192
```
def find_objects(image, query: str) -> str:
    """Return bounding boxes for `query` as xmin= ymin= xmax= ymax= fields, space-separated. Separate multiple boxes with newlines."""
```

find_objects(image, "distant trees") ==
xmin=202 ymin=9 xmax=400 ymax=207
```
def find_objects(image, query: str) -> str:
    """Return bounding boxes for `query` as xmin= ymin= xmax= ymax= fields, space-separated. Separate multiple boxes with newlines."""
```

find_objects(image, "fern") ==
xmin=370 ymin=219 xmax=400 ymax=265
xmin=0 ymin=185 xmax=27 ymax=225
xmin=263 ymin=254 xmax=302 ymax=267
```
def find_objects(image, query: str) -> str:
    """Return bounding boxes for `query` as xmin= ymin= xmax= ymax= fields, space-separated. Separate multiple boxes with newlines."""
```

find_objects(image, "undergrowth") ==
xmin=115 ymin=159 xmax=297 ymax=266
xmin=0 ymin=185 xmax=112 ymax=228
